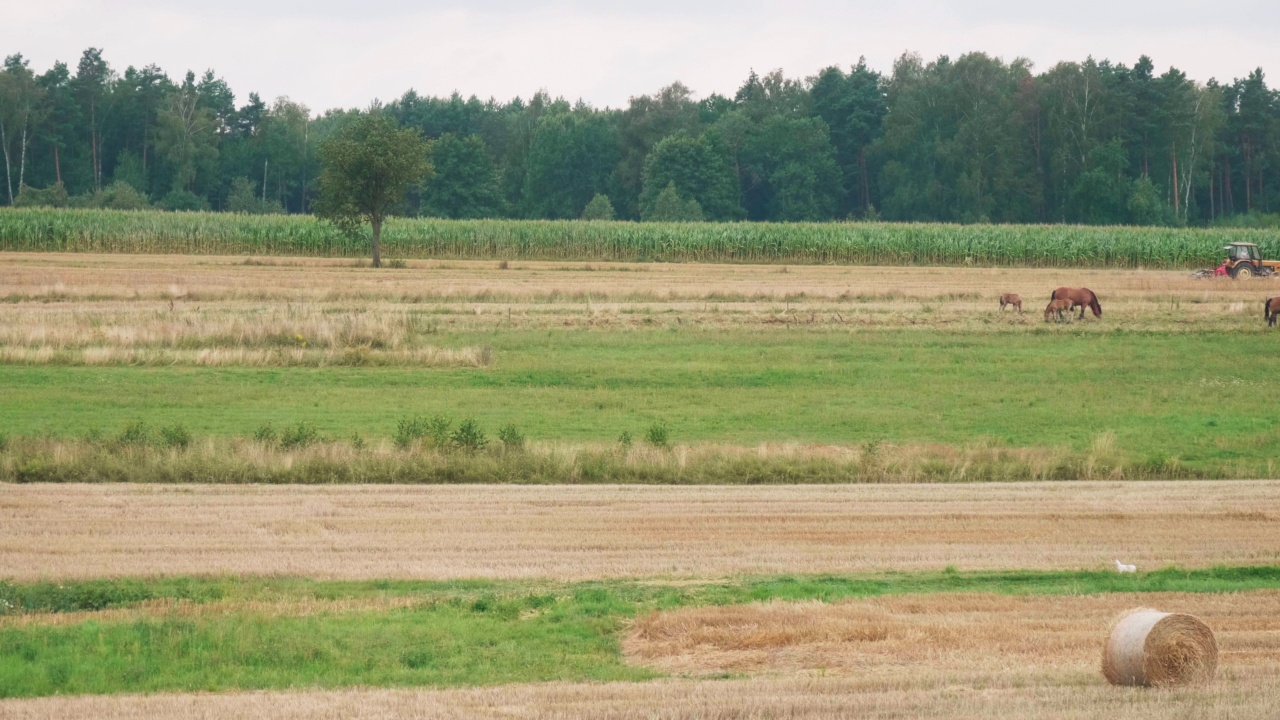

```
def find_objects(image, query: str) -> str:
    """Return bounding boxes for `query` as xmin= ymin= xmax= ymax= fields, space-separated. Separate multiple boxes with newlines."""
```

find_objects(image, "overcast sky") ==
xmin=6 ymin=1 xmax=1277 ymax=113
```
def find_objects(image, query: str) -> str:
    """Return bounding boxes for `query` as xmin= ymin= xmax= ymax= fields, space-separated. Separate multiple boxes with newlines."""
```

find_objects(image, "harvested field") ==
xmin=624 ymin=591 xmax=1279 ymax=677
xmin=2 ymin=253 xmax=1278 ymax=336
xmin=5 ymin=670 xmax=1279 ymax=719
xmin=2 ymin=482 xmax=1277 ymax=580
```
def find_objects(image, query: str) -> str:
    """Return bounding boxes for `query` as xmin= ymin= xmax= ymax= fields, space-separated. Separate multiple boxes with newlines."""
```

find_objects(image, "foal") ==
xmin=1266 ymin=297 xmax=1280 ymax=327
xmin=999 ymin=293 xmax=1023 ymax=313
xmin=1044 ymin=298 xmax=1073 ymax=323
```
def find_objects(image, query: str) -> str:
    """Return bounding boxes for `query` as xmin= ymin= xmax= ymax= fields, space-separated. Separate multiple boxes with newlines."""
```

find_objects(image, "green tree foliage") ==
xmin=643 ymin=181 xmax=703 ymax=222
xmin=226 ymin=177 xmax=283 ymax=214
xmin=315 ymin=112 xmax=432 ymax=267
xmin=154 ymin=72 xmax=219 ymax=193
xmin=640 ymin=133 xmax=742 ymax=220
xmin=4 ymin=46 xmax=1279 ymax=224
xmin=0 ymin=55 xmax=45 ymax=205
xmin=809 ymin=59 xmax=885 ymax=214
xmin=580 ymin=193 xmax=616 ymax=220
xmin=522 ymin=111 xmax=618 ymax=219
xmin=420 ymin=133 xmax=503 ymax=218
xmin=13 ymin=182 xmax=69 ymax=207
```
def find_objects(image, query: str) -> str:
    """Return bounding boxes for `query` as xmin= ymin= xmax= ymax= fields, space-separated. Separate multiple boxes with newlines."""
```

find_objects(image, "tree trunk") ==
xmin=1171 ymin=144 xmax=1179 ymax=217
xmin=371 ymin=216 xmax=382 ymax=268
xmin=858 ymin=146 xmax=869 ymax=212
xmin=1 ymin=122 xmax=12 ymax=205
xmin=1244 ymin=142 xmax=1252 ymax=212
xmin=1224 ymin=157 xmax=1233 ymax=214
xmin=1209 ymin=163 xmax=1215 ymax=221
xmin=19 ymin=124 xmax=28 ymax=192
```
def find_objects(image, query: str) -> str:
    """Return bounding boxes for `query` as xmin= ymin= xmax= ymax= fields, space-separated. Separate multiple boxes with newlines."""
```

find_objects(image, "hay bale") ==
xmin=1102 ymin=608 xmax=1217 ymax=687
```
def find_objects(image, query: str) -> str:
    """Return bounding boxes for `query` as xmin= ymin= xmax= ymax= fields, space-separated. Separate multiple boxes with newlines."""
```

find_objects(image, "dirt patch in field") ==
xmin=624 ymin=591 xmax=1280 ymax=677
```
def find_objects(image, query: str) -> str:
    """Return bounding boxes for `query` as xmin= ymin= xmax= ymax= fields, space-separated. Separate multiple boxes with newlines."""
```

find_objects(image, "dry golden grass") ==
xmin=4 ymin=668 xmax=1278 ymax=719
xmin=2 ymin=253 xmax=1278 ymax=354
xmin=624 ymin=591 xmax=1280 ymax=678
xmin=1 ymin=482 xmax=1276 ymax=580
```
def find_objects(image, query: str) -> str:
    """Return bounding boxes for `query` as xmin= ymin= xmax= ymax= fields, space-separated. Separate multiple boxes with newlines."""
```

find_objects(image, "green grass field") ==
xmin=3 ymin=567 xmax=1277 ymax=698
xmin=3 ymin=329 xmax=1278 ymax=476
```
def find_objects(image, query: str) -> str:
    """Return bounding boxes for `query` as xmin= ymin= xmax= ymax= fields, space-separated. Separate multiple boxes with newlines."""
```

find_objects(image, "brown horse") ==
xmin=1044 ymin=298 xmax=1073 ymax=323
xmin=1050 ymin=287 xmax=1102 ymax=320
xmin=999 ymin=293 xmax=1023 ymax=313
xmin=1266 ymin=297 xmax=1280 ymax=327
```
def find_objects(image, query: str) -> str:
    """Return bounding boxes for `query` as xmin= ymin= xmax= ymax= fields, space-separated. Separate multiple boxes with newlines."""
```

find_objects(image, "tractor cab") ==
xmin=1222 ymin=243 xmax=1278 ymax=279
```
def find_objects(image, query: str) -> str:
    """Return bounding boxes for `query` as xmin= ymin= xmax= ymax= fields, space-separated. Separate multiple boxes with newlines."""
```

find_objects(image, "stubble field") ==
xmin=2 ymin=251 xmax=1280 ymax=717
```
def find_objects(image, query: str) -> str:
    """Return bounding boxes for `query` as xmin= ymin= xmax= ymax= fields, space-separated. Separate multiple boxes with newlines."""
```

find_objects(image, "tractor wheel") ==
xmin=1233 ymin=264 xmax=1255 ymax=280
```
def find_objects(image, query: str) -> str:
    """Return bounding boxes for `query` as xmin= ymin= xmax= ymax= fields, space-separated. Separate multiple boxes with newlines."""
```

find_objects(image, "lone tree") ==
xmin=316 ymin=113 xmax=432 ymax=267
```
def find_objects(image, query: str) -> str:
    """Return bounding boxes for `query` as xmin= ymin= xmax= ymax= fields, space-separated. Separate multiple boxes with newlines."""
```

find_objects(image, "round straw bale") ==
xmin=1102 ymin=608 xmax=1217 ymax=687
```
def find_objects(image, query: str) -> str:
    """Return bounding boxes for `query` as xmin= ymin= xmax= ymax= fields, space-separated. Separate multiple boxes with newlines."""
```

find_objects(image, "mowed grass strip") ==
xmin=2 ymin=568 xmax=1279 ymax=698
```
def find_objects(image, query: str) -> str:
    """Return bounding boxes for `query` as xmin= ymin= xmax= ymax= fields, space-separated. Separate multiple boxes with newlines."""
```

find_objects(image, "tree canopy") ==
xmin=3 ymin=47 xmax=1280 ymax=226
xmin=315 ymin=113 xmax=431 ymax=266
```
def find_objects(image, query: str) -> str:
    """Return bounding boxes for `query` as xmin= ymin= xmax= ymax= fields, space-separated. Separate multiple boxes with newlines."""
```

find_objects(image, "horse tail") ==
xmin=1049 ymin=289 xmax=1057 ymax=301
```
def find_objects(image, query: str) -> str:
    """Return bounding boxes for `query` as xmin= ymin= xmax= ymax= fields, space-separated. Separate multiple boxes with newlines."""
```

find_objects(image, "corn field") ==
xmin=0 ymin=208 xmax=1274 ymax=267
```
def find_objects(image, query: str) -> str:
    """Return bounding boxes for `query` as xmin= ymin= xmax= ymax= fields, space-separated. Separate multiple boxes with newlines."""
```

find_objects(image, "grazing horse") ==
xmin=1050 ymin=287 xmax=1102 ymax=320
xmin=1044 ymin=298 xmax=1073 ymax=323
xmin=1267 ymin=297 xmax=1280 ymax=327
xmin=999 ymin=293 xmax=1023 ymax=313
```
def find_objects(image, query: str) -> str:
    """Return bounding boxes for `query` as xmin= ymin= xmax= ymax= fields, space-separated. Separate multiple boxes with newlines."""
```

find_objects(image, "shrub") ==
xmin=387 ymin=258 xmax=408 ymax=269
xmin=278 ymin=421 xmax=320 ymax=449
xmin=13 ymin=182 xmax=70 ymax=208
xmin=497 ymin=423 xmax=525 ymax=451
xmin=617 ymin=430 xmax=633 ymax=449
xmin=159 ymin=423 xmax=193 ymax=450
xmin=427 ymin=414 xmax=453 ymax=448
xmin=351 ymin=433 xmax=366 ymax=450
xmin=253 ymin=422 xmax=278 ymax=445
xmin=394 ymin=415 xmax=430 ymax=450
xmin=116 ymin=421 xmax=151 ymax=447
xmin=581 ymin=193 xmax=616 ymax=221
xmin=645 ymin=421 xmax=670 ymax=448
xmin=450 ymin=419 xmax=488 ymax=452
xmin=159 ymin=190 xmax=208 ymax=212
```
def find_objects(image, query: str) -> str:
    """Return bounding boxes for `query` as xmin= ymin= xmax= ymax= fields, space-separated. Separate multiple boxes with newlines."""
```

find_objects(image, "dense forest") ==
xmin=1 ymin=48 xmax=1278 ymax=226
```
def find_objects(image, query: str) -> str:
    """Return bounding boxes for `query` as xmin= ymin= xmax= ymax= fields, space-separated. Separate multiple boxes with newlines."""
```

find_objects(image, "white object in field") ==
xmin=1115 ymin=560 xmax=1137 ymax=573
xmin=1102 ymin=608 xmax=1218 ymax=686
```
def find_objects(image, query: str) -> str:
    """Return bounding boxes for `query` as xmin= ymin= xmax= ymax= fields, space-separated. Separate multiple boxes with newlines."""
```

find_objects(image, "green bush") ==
xmin=394 ymin=415 xmax=430 ymax=449
xmin=253 ymin=422 xmax=278 ymax=445
xmin=116 ymin=421 xmax=152 ymax=447
xmin=159 ymin=190 xmax=208 ymax=212
xmin=278 ymin=421 xmax=320 ymax=449
xmin=450 ymin=419 xmax=488 ymax=453
xmin=159 ymin=423 xmax=193 ymax=449
xmin=497 ymin=423 xmax=525 ymax=451
xmin=644 ymin=421 xmax=670 ymax=448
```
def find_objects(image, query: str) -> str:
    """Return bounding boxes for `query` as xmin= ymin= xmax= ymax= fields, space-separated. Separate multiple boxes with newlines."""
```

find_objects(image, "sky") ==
xmin=5 ymin=1 xmax=1277 ymax=113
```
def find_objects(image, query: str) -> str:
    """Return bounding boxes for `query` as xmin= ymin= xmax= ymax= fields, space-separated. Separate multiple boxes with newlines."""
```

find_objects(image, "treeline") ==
xmin=1 ymin=48 xmax=1278 ymax=226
